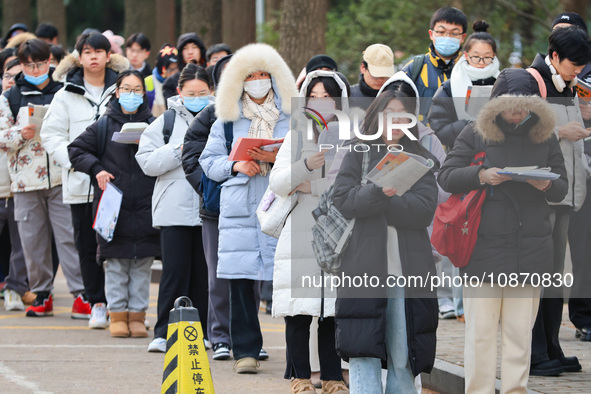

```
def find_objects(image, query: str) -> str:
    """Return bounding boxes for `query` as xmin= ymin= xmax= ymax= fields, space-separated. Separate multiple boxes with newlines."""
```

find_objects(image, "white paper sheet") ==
xmin=92 ymin=182 xmax=123 ymax=242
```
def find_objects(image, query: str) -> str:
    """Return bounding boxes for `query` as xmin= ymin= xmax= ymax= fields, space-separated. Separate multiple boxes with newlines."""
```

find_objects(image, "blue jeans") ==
xmin=349 ymin=286 xmax=415 ymax=393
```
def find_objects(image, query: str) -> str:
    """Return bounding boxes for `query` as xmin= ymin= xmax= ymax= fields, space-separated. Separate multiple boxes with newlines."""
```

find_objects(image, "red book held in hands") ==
xmin=228 ymin=137 xmax=284 ymax=161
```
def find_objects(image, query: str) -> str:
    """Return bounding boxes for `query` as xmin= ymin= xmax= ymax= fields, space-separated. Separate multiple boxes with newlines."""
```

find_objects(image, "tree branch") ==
xmin=493 ymin=0 xmax=552 ymax=30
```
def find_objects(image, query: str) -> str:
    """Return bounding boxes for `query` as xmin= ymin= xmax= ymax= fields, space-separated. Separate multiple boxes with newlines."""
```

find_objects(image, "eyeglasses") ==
xmin=468 ymin=56 xmax=494 ymax=65
xmin=119 ymin=86 xmax=144 ymax=94
xmin=183 ymin=91 xmax=209 ymax=98
xmin=23 ymin=61 xmax=48 ymax=71
xmin=2 ymin=73 xmax=17 ymax=81
xmin=432 ymin=30 xmax=463 ymax=38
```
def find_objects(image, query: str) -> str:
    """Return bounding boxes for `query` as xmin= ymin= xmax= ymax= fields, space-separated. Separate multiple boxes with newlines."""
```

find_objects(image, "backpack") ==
xmin=198 ymin=122 xmax=234 ymax=215
xmin=4 ymin=85 xmax=23 ymax=120
xmin=409 ymin=54 xmax=426 ymax=83
xmin=311 ymin=150 xmax=370 ymax=275
xmin=526 ymin=68 xmax=547 ymax=98
xmin=96 ymin=108 xmax=174 ymax=158
xmin=431 ymin=151 xmax=486 ymax=268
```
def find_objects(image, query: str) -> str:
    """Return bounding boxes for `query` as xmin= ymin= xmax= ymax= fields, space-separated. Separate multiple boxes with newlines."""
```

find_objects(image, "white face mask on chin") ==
xmin=244 ymin=79 xmax=272 ymax=99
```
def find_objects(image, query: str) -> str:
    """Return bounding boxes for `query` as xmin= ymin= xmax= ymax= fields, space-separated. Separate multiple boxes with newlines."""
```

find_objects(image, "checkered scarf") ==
xmin=242 ymin=89 xmax=280 ymax=176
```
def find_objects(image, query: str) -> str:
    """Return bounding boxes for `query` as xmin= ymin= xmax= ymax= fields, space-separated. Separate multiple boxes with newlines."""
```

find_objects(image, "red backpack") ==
xmin=432 ymin=151 xmax=487 ymax=268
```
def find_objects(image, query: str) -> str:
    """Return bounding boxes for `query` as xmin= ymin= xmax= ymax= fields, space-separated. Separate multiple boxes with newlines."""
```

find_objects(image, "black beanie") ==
xmin=305 ymin=54 xmax=338 ymax=74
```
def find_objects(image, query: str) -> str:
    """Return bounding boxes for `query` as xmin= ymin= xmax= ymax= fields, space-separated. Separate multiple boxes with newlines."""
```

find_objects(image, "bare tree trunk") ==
xmin=279 ymin=0 xmax=328 ymax=75
xmin=37 ymin=0 xmax=67 ymax=45
xmin=124 ymin=0 xmax=157 ymax=64
xmin=561 ymin=0 xmax=588 ymax=18
xmin=182 ymin=0 xmax=222 ymax=47
xmin=3 ymin=0 xmax=31 ymax=37
xmin=155 ymin=0 xmax=176 ymax=49
xmin=222 ymin=0 xmax=256 ymax=51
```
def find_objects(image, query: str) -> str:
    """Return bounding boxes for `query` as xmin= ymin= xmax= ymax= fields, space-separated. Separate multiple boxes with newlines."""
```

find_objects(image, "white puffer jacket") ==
xmin=40 ymin=53 xmax=129 ymax=204
xmin=136 ymin=95 xmax=203 ymax=227
xmin=0 ymin=151 xmax=11 ymax=198
xmin=269 ymin=70 xmax=351 ymax=318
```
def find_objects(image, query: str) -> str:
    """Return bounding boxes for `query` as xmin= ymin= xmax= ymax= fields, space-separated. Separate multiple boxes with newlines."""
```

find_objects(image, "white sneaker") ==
xmin=204 ymin=338 xmax=212 ymax=349
xmin=89 ymin=303 xmax=108 ymax=329
xmin=148 ymin=337 xmax=167 ymax=353
xmin=4 ymin=289 xmax=24 ymax=311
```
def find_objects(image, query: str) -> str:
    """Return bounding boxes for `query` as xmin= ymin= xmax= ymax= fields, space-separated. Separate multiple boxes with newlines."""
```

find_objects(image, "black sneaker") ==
xmin=259 ymin=348 xmax=269 ymax=361
xmin=530 ymin=359 xmax=564 ymax=376
xmin=212 ymin=343 xmax=231 ymax=360
xmin=579 ymin=327 xmax=591 ymax=342
xmin=558 ymin=356 xmax=582 ymax=373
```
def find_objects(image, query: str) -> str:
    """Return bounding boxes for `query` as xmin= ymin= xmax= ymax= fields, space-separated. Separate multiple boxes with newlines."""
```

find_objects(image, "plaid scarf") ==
xmin=242 ymin=89 xmax=280 ymax=176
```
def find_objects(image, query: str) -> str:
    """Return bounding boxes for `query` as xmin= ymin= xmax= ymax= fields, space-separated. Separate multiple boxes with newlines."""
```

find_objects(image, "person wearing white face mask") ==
xmin=429 ymin=20 xmax=500 ymax=151
xmin=68 ymin=69 xmax=159 ymax=339
xmin=200 ymin=43 xmax=297 ymax=375
xmin=136 ymin=62 xmax=214 ymax=353
xmin=269 ymin=70 xmax=351 ymax=393
xmin=0 ymin=39 xmax=86 ymax=317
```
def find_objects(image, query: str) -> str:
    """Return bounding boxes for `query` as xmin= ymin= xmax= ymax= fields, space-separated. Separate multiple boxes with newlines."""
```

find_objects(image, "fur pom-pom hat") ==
xmin=214 ymin=43 xmax=297 ymax=122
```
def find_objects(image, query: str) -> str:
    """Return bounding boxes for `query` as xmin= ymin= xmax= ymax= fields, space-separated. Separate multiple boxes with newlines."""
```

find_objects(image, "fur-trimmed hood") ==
xmin=52 ymin=53 xmax=130 ymax=83
xmin=475 ymin=68 xmax=556 ymax=144
xmin=214 ymin=43 xmax=297 ymax=122
xmin=475 ymin=95 xmax=556 ymax=144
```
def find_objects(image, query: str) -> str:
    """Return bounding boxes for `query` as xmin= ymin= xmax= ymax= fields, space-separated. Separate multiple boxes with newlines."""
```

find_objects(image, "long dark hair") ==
xmin=362 ymin=87 xmax=428 ymax=156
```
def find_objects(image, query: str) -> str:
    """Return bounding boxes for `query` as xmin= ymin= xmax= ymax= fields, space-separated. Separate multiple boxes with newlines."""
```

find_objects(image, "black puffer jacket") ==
xmin=428 ymin=77 xmax=496 ymax=149
xmin=68 ymin=98 xmax=160 ymax=259
xmin=181 ymin=103 xmax=217 ymax=219
xmin=438 ymin=68 xmax=568 ymax=280
xmin=332 ymin=142 xmax=439 ymax=376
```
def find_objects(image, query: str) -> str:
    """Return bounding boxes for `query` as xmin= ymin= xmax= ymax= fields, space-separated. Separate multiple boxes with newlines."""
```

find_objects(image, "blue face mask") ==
xmin=118 ymin=92 xmax=143 ymax=112
xmin=23 ymin=72 xmax=49 ymax=86
xmin=184 ymin=96 xmax=209 ymax=113
xmin=434 ymin=36 xmax=461 ymax=57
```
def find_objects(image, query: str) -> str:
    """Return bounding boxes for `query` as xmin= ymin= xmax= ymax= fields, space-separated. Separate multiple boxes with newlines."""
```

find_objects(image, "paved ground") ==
xmin=435 ymin=310 xmax=591 ymax=393
xmin=2 ymin=268 xmax=589 ymax=393
xmin=0 ymin=270 xmax=290 ymax=393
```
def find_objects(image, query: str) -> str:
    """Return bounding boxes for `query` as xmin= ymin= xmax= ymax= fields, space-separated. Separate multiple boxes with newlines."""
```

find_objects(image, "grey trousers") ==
xmin=202 ymin=218 xmax=230 ymax=345
xmin=13 ymin=187 xmax=83 ymax=295
xmin=104 ymin=257 xmax=152 ymax=312
xmin=0 ymin=197 xmax=27 ymax=295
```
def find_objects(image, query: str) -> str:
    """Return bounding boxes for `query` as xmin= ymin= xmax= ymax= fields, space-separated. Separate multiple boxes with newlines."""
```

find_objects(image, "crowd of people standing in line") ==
xmin=0 ymin=7 xmax=590 ymax=394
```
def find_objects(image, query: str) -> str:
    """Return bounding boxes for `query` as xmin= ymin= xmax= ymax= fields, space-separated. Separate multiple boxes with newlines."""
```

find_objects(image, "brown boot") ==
xmin=128 ymin=311 xmax=148 ymax=338
xmin=109 ymin=311 xmax=129 ymax=337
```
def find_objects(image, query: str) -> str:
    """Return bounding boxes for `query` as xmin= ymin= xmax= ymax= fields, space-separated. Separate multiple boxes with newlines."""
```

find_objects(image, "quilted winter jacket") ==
xmin=136 ymin=95 xmax=203 ymax=227
xmin=40 ymin=53 xmax=129 ymax=204
xmin=0 ymin=70 xmax=63 ymax=193
xmin=68 ymin=99 xmax=159 ymax=259
xmin=438 ymin=68 xmax=568 ymax=280
xmin=530 ymin=54 xmax=589 ymax=211
xmin=199 ymin=43 xmax=297 ymax=281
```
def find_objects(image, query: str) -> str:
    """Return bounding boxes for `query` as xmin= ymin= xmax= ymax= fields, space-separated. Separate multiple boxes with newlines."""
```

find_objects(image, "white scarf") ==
xmin=242 ymin=89 xmax=280 ymax=176
xmin=450 ymin=56 xmax=500 ymax=121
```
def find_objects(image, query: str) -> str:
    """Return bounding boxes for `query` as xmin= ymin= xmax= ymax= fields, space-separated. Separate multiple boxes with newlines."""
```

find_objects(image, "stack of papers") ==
xmin=497 ymin=166 xmax=560 ymax=182
xmin=112 ymin=122 xmax=150 ymax=144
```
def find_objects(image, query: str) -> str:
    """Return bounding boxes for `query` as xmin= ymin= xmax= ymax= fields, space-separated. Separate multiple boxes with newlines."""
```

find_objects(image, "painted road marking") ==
xmin=0 ymin=361 xmax=53 ymax=394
